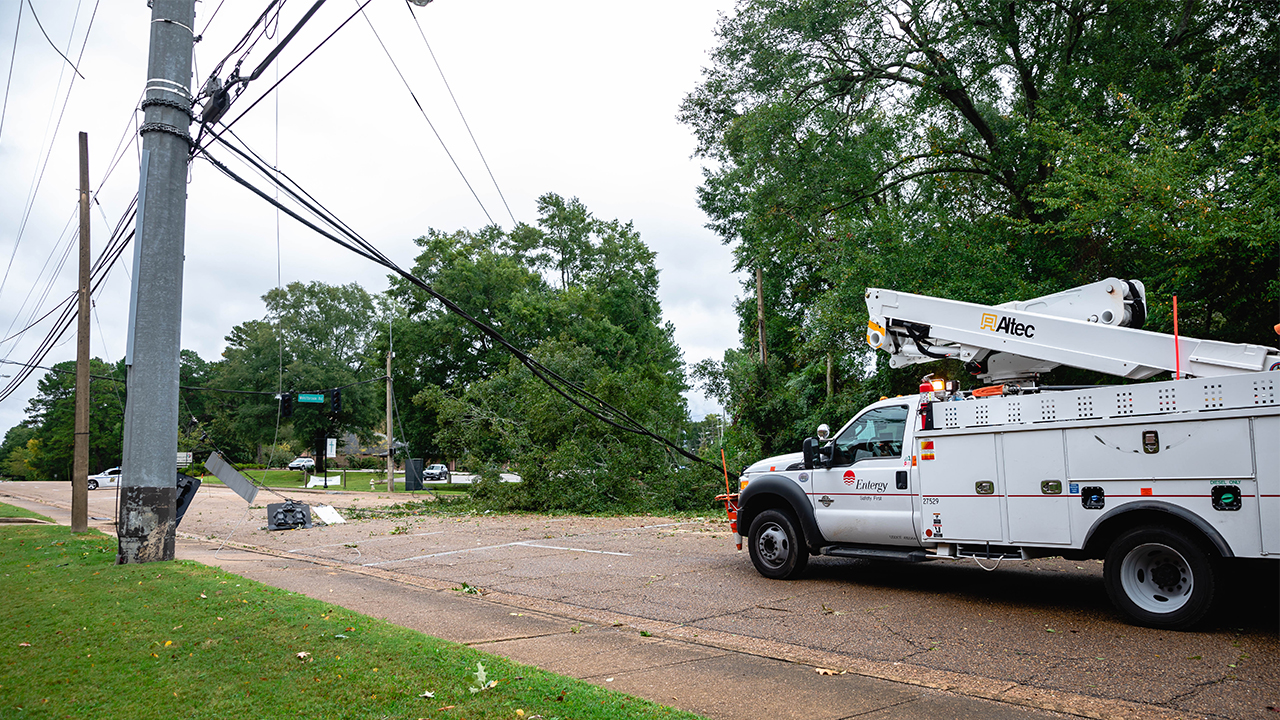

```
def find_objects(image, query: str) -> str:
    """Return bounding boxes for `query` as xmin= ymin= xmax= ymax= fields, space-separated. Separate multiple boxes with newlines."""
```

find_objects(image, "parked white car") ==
xmin=87 ymin=467 xmax=121 ymax=490
xmin=287 ymin=457 xmax=315 ymax=471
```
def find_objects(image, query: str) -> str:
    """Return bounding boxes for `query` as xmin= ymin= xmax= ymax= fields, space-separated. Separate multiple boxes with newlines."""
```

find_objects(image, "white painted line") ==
xmin=362 ymin=540 xmax=530 ymax=566
xmin=518 ymin=542 xmax=631 ymax=557
xmin=290 ymin=530 xmax=445 ymax=552
xmin=362 ymin=539 xmax=632 ymax=566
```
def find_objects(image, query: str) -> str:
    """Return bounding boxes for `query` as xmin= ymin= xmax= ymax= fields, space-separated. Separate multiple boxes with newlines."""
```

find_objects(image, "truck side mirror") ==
xmin=817 ymin=424 xmax=830 ymax=441
xmin=802 ymin=437 xmax=817 ymax=470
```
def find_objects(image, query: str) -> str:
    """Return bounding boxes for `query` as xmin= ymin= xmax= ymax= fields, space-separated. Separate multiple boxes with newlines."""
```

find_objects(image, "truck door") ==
xmin=810 ymin=403 xmax=919 ymax=546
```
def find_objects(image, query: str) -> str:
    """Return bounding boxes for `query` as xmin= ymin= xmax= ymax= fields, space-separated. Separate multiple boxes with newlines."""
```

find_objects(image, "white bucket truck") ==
xmin=726 ymin=279 xmax=1279 ymax=629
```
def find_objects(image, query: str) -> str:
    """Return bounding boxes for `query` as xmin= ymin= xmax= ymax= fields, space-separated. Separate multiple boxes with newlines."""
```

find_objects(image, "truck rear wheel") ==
xmin=1103 ymin=525 xmax=1216 ymax=630
xmin=748 ymin=509 xmax=808 ymax=579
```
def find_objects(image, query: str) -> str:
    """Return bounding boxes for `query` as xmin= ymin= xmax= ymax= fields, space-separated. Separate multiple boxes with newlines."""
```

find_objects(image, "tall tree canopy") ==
xmin=681 ymin=0 xmax=1278 ymax=461
xmin=15 ymin=359 xmax=127 ymax=480
xmin=381 ymin=193 xmax=708 ymax=512
xmin=206 ymin=281 xmax=383 ymax=462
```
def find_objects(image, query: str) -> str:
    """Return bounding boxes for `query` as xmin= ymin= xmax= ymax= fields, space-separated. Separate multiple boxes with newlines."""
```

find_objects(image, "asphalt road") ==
xmin=4 ymin=481 xmax=1277 ymax=719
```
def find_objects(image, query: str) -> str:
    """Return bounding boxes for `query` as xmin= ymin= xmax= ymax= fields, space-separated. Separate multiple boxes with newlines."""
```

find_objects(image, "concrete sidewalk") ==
xmin=179 ymin=539 xmax=1075 ymax=720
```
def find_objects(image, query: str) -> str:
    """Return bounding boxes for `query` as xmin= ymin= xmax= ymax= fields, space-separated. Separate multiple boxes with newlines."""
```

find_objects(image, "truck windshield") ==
xmin=834 ymin=405 xmax=909 ymax=464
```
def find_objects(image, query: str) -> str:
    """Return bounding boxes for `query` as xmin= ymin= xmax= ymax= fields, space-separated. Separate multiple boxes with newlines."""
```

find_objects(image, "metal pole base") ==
xmin=116 ymin=485 xmax=176 ymax=563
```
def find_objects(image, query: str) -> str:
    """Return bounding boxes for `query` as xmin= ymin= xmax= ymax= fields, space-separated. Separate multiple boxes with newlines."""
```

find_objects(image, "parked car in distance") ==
xmin=423 ymin=463 xmax=450 ymax=482
xmin=87 ymin=467 xmax=121 ymax=490
xmin=287 ymin=457 xmax=315 ymax=471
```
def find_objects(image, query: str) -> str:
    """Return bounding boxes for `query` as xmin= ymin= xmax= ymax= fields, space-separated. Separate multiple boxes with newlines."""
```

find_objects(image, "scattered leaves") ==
xmin=469 ymin=662 xmax=497 ymax=693
xmin=297 ymin=651 xmax=311 ymax=661
xmin=815 ymin=668 xmax=846 ymax=676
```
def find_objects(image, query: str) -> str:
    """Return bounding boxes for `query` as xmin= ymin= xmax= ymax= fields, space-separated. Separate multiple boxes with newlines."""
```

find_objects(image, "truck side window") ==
xmin=833 ymin=405 xmax=908 ymax=464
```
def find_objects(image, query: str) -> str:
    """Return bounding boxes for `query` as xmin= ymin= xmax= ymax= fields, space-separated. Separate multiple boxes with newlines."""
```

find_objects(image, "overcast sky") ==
xmin=0 ymin=0 xmax=745 ymax=436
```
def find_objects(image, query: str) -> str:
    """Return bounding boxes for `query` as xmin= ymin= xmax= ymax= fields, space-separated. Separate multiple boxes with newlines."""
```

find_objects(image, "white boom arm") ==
xmin=865 ymin=279 xmax=1280 ymax=382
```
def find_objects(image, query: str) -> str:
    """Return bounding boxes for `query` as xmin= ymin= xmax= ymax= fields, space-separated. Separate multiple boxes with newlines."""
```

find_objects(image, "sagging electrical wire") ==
xmin=192 ymin=131 xmax=731 ymax=476
xmin=0 ymin=0 xmax=100 ymax=307
xmin=194 ymin=0 xmax=372 ymax=152
xmin=206 ymin=0 xmax=326 ymax=120
xmin=0 ymin=196 xmax=137 ymax=404
xmin=357 ymin=2 xmax=495 ymax=226
xmin=0 ymin=358 xmax=387 ymax=399
xmin=403 ymin=0 xmax=516 ymax=227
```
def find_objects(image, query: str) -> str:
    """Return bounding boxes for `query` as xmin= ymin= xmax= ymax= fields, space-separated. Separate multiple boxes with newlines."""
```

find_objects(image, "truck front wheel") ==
xmin=1103 ymin=525 xmax=1216 ymax=630
xmin=748 ymin=509 xmax=808 ymax=580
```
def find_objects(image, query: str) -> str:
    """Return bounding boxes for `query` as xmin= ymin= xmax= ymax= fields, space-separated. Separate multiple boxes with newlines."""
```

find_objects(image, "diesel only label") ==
xmin=980 ymin=312 xmax=1035 ymax=337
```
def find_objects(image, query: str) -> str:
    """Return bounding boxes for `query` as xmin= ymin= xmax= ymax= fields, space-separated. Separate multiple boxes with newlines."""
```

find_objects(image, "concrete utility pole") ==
xmin=386 ymin=349 xmax=394 ymax=492
xmin=118 ymin=0 xmax=196 ymax=564
xmin=72 ymin=132 xmax=90 ymax=534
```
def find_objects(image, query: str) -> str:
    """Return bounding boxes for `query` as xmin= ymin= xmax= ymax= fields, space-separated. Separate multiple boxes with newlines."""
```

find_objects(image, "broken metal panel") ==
xmin=205 ymin=451 xmax=259 ymax=504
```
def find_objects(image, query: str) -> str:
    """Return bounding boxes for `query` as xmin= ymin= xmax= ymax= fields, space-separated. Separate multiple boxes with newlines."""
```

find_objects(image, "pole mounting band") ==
xmin=139 ymin=122 xmax=195 ymax=147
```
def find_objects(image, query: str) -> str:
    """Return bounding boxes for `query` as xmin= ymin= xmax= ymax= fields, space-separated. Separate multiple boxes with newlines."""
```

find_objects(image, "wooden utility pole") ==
xmin=71 ymin=132 xmax=90 ymax=534
xmin=386 ymin=349 xmax=394 ymax=492
xmin=755 ymin=267 xmax=768 ymax=364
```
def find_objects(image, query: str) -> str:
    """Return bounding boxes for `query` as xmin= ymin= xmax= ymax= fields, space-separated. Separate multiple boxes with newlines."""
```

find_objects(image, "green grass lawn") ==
xmin=0 ymin=502 xmax=52 ymax=521
xmin=0 ymin=513 xmax=704 ymax=720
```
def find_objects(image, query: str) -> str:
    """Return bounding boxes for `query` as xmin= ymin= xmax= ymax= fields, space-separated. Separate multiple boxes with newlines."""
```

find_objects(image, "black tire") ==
xmin=747 ymin=509 xmax=808 ymax=579
xmin=1103 ymin=525 xmax=1217 ymax=630
xmin=87 ymin=479 xmax=98 ymax=491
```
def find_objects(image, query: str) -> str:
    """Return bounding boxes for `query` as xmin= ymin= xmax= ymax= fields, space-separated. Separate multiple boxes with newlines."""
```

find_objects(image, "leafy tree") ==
xmin=385 ymin=193 xmax=706 ymax=511
xmin=0 ymin=424 xmax=37 ymax=479
xmin=681 ymin=0 xmax=1278 ymax=455
xmin=20 ymin=359 xmax=127 ymax=480
xmin=208 ymin=281 xmax=383 ymax=464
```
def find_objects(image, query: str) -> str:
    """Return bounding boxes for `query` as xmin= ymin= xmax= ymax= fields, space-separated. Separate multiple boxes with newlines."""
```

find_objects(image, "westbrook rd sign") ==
xmin=297 ymin=393 xmax=325 ymax=404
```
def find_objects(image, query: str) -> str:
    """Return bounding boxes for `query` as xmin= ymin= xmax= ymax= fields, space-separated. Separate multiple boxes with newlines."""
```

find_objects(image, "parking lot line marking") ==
xmin=362 ymin=540 xmax=533 ymax=566
xmin=288 ymin=531 xmax=445 ymax=552
xmin=362 ymin=539 xmax=632 ymax=567
xmin=517 ymin=543 xmax=631 ymax=556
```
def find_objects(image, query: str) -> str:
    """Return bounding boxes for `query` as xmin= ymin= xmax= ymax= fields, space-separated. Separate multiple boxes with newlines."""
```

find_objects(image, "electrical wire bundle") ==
xmin=184 ymin=3 xmax=728 ymax=475
xmin=0 ymin=195 xmax=138 ymax=405
xmin=191 ymin=126 xmax=723 ymax=475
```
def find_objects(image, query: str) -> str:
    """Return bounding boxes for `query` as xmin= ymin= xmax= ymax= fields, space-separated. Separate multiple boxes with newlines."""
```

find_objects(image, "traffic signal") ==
xmin=281 ymin=392 xmax=293 ymax=417
xmin=331 ymin=388 xmax=342 ymax=413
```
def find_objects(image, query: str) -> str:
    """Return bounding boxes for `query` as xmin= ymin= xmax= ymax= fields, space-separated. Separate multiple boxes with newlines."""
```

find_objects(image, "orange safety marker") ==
xmin=1173 ymin=295 xmax=1181 ymax=380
